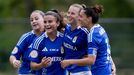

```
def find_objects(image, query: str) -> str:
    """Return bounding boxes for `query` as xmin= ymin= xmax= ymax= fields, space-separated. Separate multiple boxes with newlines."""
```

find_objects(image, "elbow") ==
xmin=87 ymin=55 xmax=96 ymax=65
xmin=30 ymin=62 xmax=38 ymax=70
xmin=89 ymin=59 xmax=95 ymax=65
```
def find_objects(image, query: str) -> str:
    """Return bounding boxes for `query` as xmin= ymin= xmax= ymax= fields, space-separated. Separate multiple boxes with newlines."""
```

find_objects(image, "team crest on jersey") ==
xmin=12 ymin=47 xmax=18 ymax=54
xmin=72 ymin=36 xmax=78 ymax=43
xmin=61 ymin=46 xmax=64 ymax=54
xmin=30 ymin=50 xmax=38 ymax=58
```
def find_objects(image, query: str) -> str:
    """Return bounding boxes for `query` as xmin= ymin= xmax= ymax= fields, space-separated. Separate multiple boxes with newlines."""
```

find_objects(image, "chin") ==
xmin=46 ymin=30 xmax=53 ymax=33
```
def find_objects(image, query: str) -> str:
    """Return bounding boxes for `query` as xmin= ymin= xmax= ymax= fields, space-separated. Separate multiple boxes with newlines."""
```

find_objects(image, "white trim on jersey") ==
xmin=88 ymin=24 xmax=100 ymax=42
xmin=33 ymin=33 xmax=45 ymax=49
xmin=88 ymin=28 xmax=94 ymax=42
xmin=44 ymin=31 xmax=62 ymax=38
xmin=17 ymin=31 xmax=33 ymax=46
xmin=81 ymin=27 xmax=89 ymax=34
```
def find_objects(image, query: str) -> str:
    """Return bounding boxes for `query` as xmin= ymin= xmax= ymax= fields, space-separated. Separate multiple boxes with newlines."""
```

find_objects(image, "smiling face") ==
xmin=79 ymin=9 xmax=91 ymax=28
xmin=67 ymin=6 xmax=80 ymax=24
xmin=30 ymin=12 xmax=44 ymax=32
xmin=44 ymin=15 xmax=59 ymax=33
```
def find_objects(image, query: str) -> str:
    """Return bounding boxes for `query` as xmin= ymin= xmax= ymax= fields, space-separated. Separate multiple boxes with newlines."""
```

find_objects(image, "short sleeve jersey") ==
xmin=63 ymin=24 xmax=90 ymax=73
xmin=87 ymin=24 xmax=112 ymax=75
xmin=30 ymin=31 xmax=66 ymax=75
xmin=11 ymin=30 xmax=40 ymax=74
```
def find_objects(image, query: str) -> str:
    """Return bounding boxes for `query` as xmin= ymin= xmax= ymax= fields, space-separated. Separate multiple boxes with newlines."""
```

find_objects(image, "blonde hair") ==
xmin=70 ymin=3 xmax=84 ymax=12
xmin=32 ymin=10 xmax=45 ymax=17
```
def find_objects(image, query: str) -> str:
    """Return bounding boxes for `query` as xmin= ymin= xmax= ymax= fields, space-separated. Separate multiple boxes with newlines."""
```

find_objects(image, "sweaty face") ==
xmin=44 ymin=15 xmax=59 ymax=33
xmin=30 ymin=12 xmax=44 ymax=31
xmin=67 ymin=6 xmax=80 ymax=24
xmin=79 ymin=10 xmax=89 ymax=28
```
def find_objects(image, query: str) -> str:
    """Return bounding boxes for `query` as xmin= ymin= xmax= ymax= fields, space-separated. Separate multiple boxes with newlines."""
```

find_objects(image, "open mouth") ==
xmin=45 ymin=25 xmax=52 ymax=30
xmin=32 ymin=23 xmax=38 ymax=27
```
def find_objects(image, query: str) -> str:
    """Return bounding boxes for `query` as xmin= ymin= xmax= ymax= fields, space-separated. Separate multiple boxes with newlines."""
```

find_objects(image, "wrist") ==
xmin=12 ymin=59 xmax=17 ymax=65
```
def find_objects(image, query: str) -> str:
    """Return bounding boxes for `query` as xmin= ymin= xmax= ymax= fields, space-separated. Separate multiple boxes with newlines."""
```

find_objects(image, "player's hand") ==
xmin=60 ymin=60 xmax=71 ymax=69
xmin=112 ymin=62 xmax=116 ymax=75
xmin=41 ymin=57 xmax=52 ymax=67
xmin=112 ymin=68 xmax=116 ymax=75
xmin=12 ymin=60 xmax=21 ymax=68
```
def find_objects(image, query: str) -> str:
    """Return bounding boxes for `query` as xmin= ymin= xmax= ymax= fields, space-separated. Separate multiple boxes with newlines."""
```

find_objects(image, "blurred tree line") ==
xmin=0 ymin=0 xmax=134 ymax=74
xmin=0 ymin=0 xmax=134 ymax=18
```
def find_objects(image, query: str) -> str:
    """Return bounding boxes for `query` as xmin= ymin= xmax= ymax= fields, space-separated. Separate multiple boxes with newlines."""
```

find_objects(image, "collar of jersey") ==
xmin=44 ymin=31 xmax=60 ymax=38
xmin=67 ymin=23 xmax=81 ymax=29
xmin=90 ymin=24 xmax=100 ymax=31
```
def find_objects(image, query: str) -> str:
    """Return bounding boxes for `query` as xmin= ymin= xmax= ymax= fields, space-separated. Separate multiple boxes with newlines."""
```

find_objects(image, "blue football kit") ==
xmin=87 ymin=24 xmax=112 ymax=75
xmin=30 ymin=31 xmax=66 ymax=75
xmin=11 ymin=30 xmax=41 ymax=74
xmin=63 ymin=24 xmax=90 ymax=73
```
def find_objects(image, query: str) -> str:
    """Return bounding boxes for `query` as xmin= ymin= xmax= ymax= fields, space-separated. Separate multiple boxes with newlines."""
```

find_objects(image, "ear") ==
xmin=88 ymin=17 xmax=92 ymax=22
xmin=57 ymin=21 xmax=60 ymax=27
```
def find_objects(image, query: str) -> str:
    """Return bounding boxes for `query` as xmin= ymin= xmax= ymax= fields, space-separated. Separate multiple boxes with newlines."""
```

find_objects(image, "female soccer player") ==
xmin=9 ymin=10 xmax=45 ymax=75
xmin=30 ymin=10 xmax=66 ymax=75
xmin=79 ymin=4 xmax=115 ymax=75
xmin=61 ymin=4 xmax=95 ymax=75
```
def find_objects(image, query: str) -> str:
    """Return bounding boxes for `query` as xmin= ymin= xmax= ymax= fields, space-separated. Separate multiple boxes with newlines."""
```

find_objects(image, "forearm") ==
xmin=69 ymin=55 xmax=95 ymax=66
xmin=9 ymin=55 xmax=16 ymax=64
xmin=30 ymin=62 xmax=43 ymax=70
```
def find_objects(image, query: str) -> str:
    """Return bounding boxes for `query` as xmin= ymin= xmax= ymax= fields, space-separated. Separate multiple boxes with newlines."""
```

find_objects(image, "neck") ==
xmin=34 ymin=30 xmax=42 ymax=36
xmin=47 ymin=31 xmax=57 ymax=41
xmin=71 ymin=22 xmax=78 ymax=31
xmin=87 ymin=23 xmax=94 ymax=30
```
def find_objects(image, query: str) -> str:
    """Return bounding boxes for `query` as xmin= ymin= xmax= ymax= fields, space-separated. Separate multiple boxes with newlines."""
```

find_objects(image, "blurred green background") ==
xmin=0 ymin=0 xmax=134 ymax=75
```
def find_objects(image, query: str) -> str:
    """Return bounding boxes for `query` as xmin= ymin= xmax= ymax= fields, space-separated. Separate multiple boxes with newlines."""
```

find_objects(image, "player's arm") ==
xmin=111 ymin=57 xmax=116 ymax=75
xmin=61 ymin=55 xmax=96 ymax=69
xmin=9 ymin=47 xmax=21 ymax=68
xmin=30 ymin=57 xmax=52 ymax=70
xmin=9 ymin=33 xmax=30 ymax=68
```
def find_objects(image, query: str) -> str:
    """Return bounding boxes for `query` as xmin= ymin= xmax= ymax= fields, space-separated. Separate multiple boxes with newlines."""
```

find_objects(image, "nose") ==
xmin=45 ymin=22 xmax=49 ymax=26
xmin=32 ymin=19 xmax=36 ymax=23
xmin=67 ymin=13 xmax=71 ymax=18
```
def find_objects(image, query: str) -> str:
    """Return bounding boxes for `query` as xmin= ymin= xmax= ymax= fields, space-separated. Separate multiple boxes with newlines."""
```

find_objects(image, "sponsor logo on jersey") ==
xmin=63 ymin=42 xmax=77 ymax=51
xmin=51 ymin=57 xmax=63 ymax=61
xmin=28 ymin=44 xmax=32 ymax=48
xmin=42 ymin=47 xmax=48 ymax=51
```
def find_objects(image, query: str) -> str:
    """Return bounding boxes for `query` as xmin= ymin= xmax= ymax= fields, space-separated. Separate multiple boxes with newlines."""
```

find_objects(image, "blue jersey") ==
xmin=87 ymin=24 xmax=112 ymax=75
xmin=63 ymin=24 xmax=90 ymax=73
xmin=11 ymin=30 xmax=40 ymax=74
xmin=30 ymin=31 xmax=66 ymax=75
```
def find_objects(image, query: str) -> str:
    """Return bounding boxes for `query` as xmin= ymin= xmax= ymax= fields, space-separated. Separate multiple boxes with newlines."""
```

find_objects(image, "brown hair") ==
xmin=83 ymin=4 xmax=104 ymax=23
xmin=45 ymin=10 xmax=64 ymax=32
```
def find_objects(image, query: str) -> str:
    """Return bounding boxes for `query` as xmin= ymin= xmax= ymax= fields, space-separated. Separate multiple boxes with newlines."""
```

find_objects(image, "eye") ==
xmin=30 ymin=18 xmax=33 ymax=22
xmin=35 ymin=17 xmax=39 ymax=20
xmin=71 ymin=12 xmax=75 ymax=15
xmin=44 ymin=21 xmax=47 ymax=23
xmin=48 ymin=20 xmax=52 ymax=23
xmin=67 ymin=12 xmax=70 ymax=14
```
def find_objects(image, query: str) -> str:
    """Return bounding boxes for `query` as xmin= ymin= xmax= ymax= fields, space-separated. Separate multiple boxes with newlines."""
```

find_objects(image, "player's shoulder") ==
xmin=65 ymin=23 xmax=71 ymax=30
xmin=32 ymin=32 xmax=46 ymax=48
xmin=34 ymin=32 xmax=46 ymax=42
xmin=79 ymin=26 xmax=89 ymax=34
xmin=90 ymin=24 xmax=105 ymax=35
xmin=58 ymin=31 xmax=64 ymax=37
xmin=21 ymin=31 xmax=34 ymax=37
